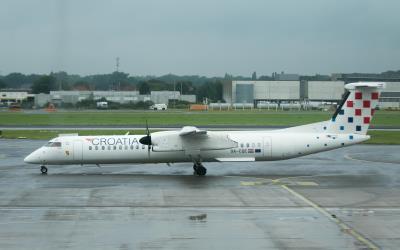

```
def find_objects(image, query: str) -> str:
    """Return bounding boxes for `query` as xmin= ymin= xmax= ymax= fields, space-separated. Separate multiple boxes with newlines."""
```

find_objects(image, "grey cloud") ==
xmin=0 ymin=0 xmax=399 ymax=76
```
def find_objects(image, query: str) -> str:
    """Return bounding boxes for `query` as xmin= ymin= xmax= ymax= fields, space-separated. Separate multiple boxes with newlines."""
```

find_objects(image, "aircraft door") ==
xmin=263 ymin=137 xmax=271 ymax=158
xmin=73 ymin=140 xmax=83 ymax=162
xmin=63 ymin=139 xmax=73 ymax=161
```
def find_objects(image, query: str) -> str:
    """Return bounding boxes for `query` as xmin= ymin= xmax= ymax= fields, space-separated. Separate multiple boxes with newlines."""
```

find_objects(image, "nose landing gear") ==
xmin=193 ymin=163 xmax=207 ymax=176
xmin=40 ymin=166 xmax=48 ymax=174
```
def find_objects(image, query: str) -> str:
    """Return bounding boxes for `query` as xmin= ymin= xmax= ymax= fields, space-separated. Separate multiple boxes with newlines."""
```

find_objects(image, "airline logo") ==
xmin=85 ymin=137 xmax=140 ymax=146
xmin=333 ymin=91 xmax=379 ymax=133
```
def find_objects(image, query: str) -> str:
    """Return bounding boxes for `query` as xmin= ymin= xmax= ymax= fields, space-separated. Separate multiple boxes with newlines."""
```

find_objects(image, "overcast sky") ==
xmin=1 ymin=0 xmax=399 ymax=76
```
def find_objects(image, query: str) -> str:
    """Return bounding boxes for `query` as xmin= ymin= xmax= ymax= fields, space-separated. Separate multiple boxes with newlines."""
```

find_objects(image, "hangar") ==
xmin=223 ymin=80 xmax=344 ymax=108
xmin=222 ymin=80 xmax=400 ymax=109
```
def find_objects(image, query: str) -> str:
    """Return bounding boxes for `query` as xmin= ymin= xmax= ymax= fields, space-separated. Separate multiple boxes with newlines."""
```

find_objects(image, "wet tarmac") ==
xmin=1 ymin=139 xmax=400 ymax=249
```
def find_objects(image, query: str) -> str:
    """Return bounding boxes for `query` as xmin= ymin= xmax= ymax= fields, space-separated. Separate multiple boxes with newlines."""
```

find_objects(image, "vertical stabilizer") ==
xmin=328 ymin=82 xmax=385 ymax=135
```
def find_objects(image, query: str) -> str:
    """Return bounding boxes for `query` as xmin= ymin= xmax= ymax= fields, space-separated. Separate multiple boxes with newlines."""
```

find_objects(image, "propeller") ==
xmin=139 ymin=120 xmax=152 ymax=157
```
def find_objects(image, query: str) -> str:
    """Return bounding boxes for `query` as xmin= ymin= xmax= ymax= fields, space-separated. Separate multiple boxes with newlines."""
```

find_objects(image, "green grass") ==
xmin=1 ymin=129 xmax=399 ymax=144
xmin=365 ymin=131 xmax=400 ymax=145
xmin=0 ymin=110 xmax=399 ymax=127
xmin=1 ymin=110 xmax=399 ymax=144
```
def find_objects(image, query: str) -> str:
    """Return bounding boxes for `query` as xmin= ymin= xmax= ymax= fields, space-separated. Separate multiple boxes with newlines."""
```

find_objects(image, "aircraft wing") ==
xmin=179 ymin=127 xmax=237 ymax=154
xmin=151 ymin=126 xmax=237 ymax=152
xmin=179 ymin=126 xmax=207 ymax=136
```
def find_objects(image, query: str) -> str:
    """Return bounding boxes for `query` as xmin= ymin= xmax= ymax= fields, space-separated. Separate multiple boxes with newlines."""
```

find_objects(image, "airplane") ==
xmin=24 ymin=82 xmax=385 ymax=176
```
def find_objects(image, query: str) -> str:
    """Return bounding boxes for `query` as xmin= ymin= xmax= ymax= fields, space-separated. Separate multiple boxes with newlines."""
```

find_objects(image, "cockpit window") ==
xmin=45 ymin=142 xmax=62 ymax=147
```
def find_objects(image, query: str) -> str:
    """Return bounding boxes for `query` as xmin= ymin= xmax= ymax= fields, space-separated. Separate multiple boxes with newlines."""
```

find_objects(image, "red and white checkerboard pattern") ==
xmin=329 ymin=88 xmax=380 ymax=135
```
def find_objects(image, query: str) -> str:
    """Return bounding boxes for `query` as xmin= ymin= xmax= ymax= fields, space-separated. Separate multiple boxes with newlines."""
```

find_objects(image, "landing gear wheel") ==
xmin=193 ymin=164 xmax=207 ymax=176
xmin=40 ymin=166 xmax=48 ymax=174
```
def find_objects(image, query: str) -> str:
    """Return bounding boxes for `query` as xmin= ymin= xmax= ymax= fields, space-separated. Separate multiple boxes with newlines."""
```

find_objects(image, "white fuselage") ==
xmin=24 ymin=130 xmax=369 ymax=166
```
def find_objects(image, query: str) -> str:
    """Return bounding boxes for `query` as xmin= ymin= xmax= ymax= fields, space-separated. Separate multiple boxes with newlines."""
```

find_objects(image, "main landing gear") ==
xmin=193 ymin=163 xmax=207 ymax=176
xmin=40 ymin=166 xmax=48 ymax=174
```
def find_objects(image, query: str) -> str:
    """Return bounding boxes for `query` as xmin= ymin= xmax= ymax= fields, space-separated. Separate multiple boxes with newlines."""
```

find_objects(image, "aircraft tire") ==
xmin=40 ymin=166 xmax=48 ymax=174
xmin=195 ymin=165 xmax=207 ymax=176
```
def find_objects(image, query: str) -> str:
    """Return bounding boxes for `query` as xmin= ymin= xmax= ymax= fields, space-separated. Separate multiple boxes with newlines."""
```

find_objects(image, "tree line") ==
xmin=0 ymin=71 xmax=225 ymax=102
xmin=2 ymin=69 xmax=399 ymax=103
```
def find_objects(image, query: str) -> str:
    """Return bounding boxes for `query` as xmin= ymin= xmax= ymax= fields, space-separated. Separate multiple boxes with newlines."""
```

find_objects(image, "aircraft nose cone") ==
xmin=24 ymin=151 xmax=40 ymax=164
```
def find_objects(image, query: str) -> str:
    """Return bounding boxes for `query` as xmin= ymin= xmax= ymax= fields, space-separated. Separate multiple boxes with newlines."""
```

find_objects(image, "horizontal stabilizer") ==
xmin=345 ymin=82 xmax=385 ymax=90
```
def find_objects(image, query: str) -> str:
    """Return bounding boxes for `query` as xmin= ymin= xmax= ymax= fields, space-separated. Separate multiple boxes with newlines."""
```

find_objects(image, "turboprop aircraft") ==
xmin=25 ymin=82 xmax=385 ymax=176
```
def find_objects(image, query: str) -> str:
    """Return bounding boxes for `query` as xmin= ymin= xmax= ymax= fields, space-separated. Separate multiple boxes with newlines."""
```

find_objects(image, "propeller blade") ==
xmin=145 ymin=120 xmax=151 ymax=158
xmin=146 ymin=120 xmax=150 ymax=136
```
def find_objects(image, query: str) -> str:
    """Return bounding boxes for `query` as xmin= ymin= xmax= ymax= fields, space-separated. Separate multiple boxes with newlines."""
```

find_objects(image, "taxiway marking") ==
xmin=345 ymin=153 xmax=400 ymax=165
xmin=281 ymin=184 xmax=379 ymax=250
xmin=240 ymin=178 xmax=318 ymax=187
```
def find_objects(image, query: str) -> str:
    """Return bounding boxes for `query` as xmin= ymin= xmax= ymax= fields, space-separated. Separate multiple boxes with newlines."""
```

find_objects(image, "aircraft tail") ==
xmin=328 ymin=82 xmax=385 ymax=135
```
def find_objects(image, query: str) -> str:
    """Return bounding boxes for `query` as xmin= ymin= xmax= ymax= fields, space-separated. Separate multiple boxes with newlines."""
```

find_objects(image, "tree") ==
xmin=73 ymin=81 xmax=92 ymax=91
xmin=0 ymin=79 xmax=6 ymax=89
xmin=138 ymin=81 xmax=150 ymax=94
xmin=196 ymin=81 xmax=222 ymax=102
xmin=31 ymin=75 xmax=56 ymax=94
xmin=52 ymin=71 xmax=71 ymax=90
xmin=110 ymin=71 xmax=129 ymax=90
xmin=4 ymin=72 xmax=27 ymax=88
xmin=176 ymin=81 xmax=194 ymax=94
xmin=147 ymin=79 xmax=172 ymax=91
xmin=252 ymin=71 xmax=257 ymax=80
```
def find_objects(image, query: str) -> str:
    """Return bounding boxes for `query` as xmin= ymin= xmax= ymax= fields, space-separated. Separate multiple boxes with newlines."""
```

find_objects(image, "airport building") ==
xmin=222 ymin=80 xmax=400 ymax=109
xmin=34 ymin=91 xmax=196 ymax=108
xmin=0 ymin=90 xmax=34 ymax=105
xmin=379 ymin=82 xmax=400 ymax=108
xmin=223 ymin=80 xmax=344 ymax=106
xmin=150 ymin=91 xmax=196 ymax=105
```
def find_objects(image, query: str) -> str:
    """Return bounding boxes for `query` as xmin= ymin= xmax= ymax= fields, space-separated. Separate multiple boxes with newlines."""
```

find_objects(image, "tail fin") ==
xmin=328 ymin=82 xmax=385 ymax=135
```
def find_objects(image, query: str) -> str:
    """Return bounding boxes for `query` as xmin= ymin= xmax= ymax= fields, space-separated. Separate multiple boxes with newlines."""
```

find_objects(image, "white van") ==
xmin=150 ymin=103 xmax=167 ymax=110
xmin=96 ymin=101 xmax=108 ymax=109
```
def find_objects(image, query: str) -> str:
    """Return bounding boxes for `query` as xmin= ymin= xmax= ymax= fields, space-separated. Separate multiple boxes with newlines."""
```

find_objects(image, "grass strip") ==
xmin=0 ymin=110 xmax=399 ymax=127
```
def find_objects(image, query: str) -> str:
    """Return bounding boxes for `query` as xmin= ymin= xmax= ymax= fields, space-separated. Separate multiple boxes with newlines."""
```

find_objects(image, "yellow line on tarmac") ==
xmin=240 ymin=181 xmax=265 ymax=186
xmin=281 ymin=184 xmax=379 ymax=250
xmin=295 ymin=181 xmax=318 ymax=186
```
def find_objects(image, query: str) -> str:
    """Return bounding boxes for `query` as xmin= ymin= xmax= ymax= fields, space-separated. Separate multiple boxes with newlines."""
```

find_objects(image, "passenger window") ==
xmin=246 ymin=143 xmax=249 ymax=148
xmin=124 ymin=145 xmax=128 ymax=150
xmin=89 ymin=146 xmax=92 ymax=150
xmin=130 ymin=145 xmax=134 ymax=150
xmin=252 ymin=143 xmax=255 ymax=148
xmin=102 ymin=146 xmax=105 ymax=150
xmin=95 ymin=146 xmax=98 ymax=150
xmin=240 ymin=143 xmax=244 ymax=148
xmin=108 ymin=146 xmax=111 ymax=150
xmin=119 ymin=145 xmax=122 ymax=150
xmin=136 ymin=145 xmax=139 ymax=149
xmin=113 ymin=146 xmax=117 ymax=150
xmin=142 ymin=145 xmax=145 ymax=149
